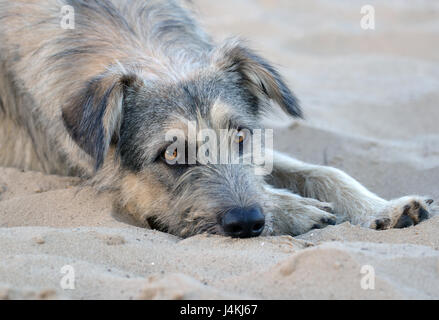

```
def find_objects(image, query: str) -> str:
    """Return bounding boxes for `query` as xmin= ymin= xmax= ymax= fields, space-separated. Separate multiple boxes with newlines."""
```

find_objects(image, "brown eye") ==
xmin=234 ymin=130 xmax=247 ymax=144
xmin=164 ymin=149 xmax=178 ymax=162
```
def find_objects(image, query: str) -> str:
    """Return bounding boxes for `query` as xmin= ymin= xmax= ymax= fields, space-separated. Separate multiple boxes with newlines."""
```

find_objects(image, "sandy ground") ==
xmin=1 ymin=0 xmax=439 ymax=299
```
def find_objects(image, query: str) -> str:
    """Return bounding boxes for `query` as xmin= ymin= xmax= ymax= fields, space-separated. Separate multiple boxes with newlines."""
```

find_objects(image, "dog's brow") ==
xmin=211 ymin=101 xmax=232 ymax=119
xmin=209 ymin=101 xmax=259 ymax=131
xmin=210 ymin=101 xmax=238 ymax=130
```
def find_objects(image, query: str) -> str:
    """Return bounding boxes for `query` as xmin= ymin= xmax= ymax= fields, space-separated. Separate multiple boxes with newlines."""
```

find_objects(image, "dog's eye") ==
xmin=163 ymin=148 xmax=178 ymax=162
xmin=234 ymin=130 xmax=247 ymax=145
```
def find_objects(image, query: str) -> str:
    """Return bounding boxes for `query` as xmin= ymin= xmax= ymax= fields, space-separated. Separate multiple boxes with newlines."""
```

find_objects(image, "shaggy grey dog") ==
xmin=0 ymin=0 xmax=436 ymax=238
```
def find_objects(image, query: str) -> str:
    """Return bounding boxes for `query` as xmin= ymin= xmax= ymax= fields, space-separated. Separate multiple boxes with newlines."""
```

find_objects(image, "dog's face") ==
xmin=63 ymin=40 xmax=301 ymax=238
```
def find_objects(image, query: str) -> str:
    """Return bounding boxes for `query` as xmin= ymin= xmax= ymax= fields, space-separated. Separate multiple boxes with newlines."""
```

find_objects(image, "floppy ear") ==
xmin=62 ymin=71 xmax=141 ymax=170
xmin=213 ymin=39 xmax=302 ymax=118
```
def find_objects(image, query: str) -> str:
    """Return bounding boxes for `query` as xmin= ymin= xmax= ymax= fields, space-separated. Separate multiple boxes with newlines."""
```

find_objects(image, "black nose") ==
xmin=222 ymin=206 xmax=265 ymax=238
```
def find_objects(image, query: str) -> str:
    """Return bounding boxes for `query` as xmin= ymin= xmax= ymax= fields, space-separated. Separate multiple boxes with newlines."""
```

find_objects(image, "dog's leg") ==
xmin=261 ymin=184 xmax=337 ymax=236
xmin=265 ymin=151 xmax=436 ymax=233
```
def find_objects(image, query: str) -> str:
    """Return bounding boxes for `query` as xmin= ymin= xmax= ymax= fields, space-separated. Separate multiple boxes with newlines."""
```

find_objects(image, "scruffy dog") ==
xmin=0 ymin=0 xmax=436 ymax=238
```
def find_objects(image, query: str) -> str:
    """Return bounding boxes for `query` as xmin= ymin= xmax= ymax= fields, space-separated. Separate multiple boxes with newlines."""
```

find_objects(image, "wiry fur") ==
xmin=0 ymin=0 xmax=436 ymax=238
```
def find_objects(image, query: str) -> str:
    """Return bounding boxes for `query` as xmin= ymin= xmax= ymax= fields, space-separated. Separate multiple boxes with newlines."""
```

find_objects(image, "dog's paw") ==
xmin=283 ymin=203 xmax=337 ymax=236
xmin=371 ymin=196 xmax=435 ymax=230
xmin=262 ymin=187 xmax=336 ymax=236
xmin=304 ymin=198 xmax=335 ymax=214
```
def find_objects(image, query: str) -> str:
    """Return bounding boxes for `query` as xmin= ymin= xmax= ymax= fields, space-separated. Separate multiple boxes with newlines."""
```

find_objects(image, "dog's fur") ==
xmin=0 ymin=0 xmax=436 ymax=237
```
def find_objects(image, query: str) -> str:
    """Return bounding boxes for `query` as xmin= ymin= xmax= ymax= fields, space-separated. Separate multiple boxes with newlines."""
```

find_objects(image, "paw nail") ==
xmin=394 ymin=214 xmax=414 ymax=228
xmin=323 ymin=218 xmax=336 ymax=225
xmin=375 ymin=219 xmax=385 ymax=230
xmin=419 ymin=207 xmax=429 ymax=222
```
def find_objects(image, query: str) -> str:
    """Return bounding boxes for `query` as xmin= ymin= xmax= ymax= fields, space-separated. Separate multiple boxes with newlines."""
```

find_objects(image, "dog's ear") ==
xmin=213 ymin=38 xmax=302 ymax=118
xmin=62 ymin=70 xmax=142 ymax=170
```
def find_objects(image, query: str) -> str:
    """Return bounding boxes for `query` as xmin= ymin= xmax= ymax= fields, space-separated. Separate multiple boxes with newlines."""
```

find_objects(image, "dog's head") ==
xmin=62 ymin=39 xmax=301 ymax=238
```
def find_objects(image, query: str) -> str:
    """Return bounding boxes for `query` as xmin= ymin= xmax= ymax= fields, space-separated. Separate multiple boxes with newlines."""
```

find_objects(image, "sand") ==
xmin=0 ymin=0 xmax=438 ymax=299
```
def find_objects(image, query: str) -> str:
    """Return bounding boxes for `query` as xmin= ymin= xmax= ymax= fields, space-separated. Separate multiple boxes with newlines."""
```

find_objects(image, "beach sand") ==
xmin=0 ymin=0 xmax=438 ymax=299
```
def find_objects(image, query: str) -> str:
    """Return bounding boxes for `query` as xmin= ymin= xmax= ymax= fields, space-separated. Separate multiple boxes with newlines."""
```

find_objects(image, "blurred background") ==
xmin=195 ymin=0 xmax=439 ymax=199
xmin=1 ymin=0 xmax=439 ymax=300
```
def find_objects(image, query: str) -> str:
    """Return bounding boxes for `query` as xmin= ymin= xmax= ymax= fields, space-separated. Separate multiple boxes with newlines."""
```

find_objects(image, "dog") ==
xmin=0 ymin=0 xmax=436 ymax=238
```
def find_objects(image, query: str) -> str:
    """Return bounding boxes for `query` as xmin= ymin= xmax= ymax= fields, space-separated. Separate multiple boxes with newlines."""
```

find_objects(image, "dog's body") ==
xmin=0 ymin=0 xmax=435 ymax=238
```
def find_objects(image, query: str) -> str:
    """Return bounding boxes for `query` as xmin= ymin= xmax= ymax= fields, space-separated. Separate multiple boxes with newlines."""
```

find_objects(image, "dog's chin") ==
xmin=146 ymin=217 xmax=169 ymax=233
xmin=191 ymin=224 xmax=225 ymax=238
xmin=146 ymin=216 xmax=225 ymax=238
